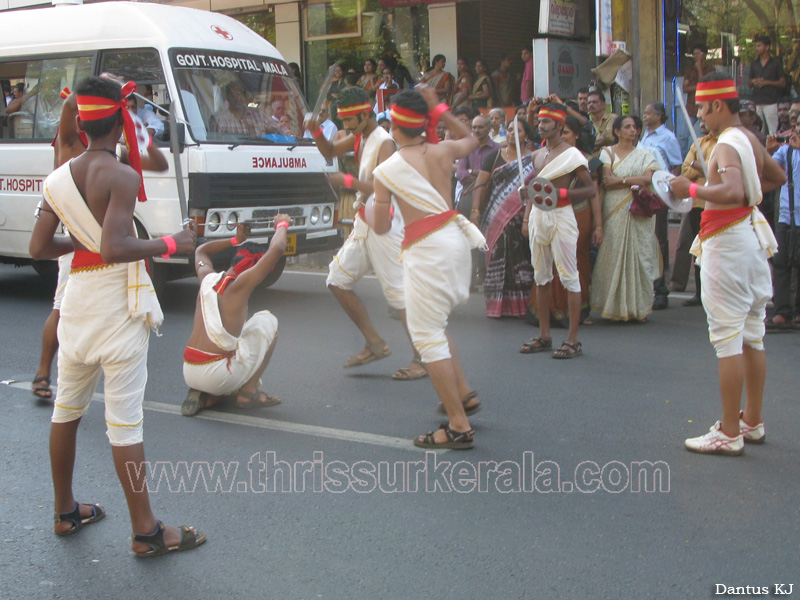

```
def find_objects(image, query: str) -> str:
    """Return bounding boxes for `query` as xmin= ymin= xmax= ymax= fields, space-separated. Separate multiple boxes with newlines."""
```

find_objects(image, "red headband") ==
xmin=213 ymin=248 xmax=265 ymax=294
xmin=76 ymin=80 xmax=146 ymax=202
xmin=337 ymin=102 xmax=371 ymax=117
xmin=390 ymin=103 xmax=442 ymax=144
xmin=538 ymin=108 xmax=566 ymax=122
xmin=695 ymin=79 xmax=738 ymax=102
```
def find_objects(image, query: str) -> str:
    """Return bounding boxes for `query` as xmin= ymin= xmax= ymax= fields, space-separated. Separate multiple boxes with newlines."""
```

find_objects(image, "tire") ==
xmin=32 ymin=259 xmax=58 ymax=285
xmin=260 ymin=255 xmax=286 ymax=289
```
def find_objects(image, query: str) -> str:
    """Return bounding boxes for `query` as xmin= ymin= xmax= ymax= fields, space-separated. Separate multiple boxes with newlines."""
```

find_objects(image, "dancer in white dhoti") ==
xmin=372 ymin=87 xmax=485 ymax=449
xmin=29 ymin=76 xmax=204 ymax=556
xmin=31 ymin=85 xmax=168 ymax=400
xmin=181 ymin=218 xmax=289 ymax=416
xmin=306 ymin=86 xmax=426 ymax=380
xmin=518 ymin=104 xmax=595 ymax=359
xmin=670 ymin=74 xmax=784 ymax=456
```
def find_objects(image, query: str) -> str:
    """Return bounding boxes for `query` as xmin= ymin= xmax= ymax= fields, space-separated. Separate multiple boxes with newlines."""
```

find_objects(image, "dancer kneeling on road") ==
xmin=181 ymin=218 xmax=289 ymax=416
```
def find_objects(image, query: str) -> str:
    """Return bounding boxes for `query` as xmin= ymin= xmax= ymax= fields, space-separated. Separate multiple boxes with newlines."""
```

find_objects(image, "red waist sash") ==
xmin=71 ymin=250 xmax=106 ymax=270
xmin=183 ymin=346 xmax=234 ymax=365
xmin=699 ymin=206 xmax=754 ymax=240
xmin=556 ymin=197 xmax=572 ymax=208
xmin=402 ymin=210 xmax=459 ymax=249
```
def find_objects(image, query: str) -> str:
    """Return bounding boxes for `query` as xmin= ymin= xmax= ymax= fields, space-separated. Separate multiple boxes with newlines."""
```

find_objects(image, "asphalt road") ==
xmin=1 ymin=263 xmax=798 ymax=600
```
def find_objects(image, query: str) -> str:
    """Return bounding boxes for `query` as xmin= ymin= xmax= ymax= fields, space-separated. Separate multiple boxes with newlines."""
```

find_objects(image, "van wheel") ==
xmin=135 ymin=222 xmax=168 ymax=299
xmin=260 ymin=255 xmax=286 ymax=289
xmin=32 ymin=259 xmax=58 ymax=285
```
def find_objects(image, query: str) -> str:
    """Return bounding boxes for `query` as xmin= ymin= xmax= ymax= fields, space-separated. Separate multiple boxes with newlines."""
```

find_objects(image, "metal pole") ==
xmin=630 ymin=1 xmax=640 ymax=115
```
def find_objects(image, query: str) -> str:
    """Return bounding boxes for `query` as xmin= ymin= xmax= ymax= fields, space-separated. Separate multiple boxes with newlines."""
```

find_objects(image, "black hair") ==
xmin=15 ymin=82 xmax=25 ymax=93
xmin=754 ymin=35 xmax=771 ymax=47
xmin=364 ymin=58 xmax=377 ymax=71
xmin=564 ymin=115 xmax=593 ymax=154
xmin=588 ymin=90 xmax=606 ymax=103
xmin=288 ymin=62 xmax=301 ymax=77
xmin=75 ymin=76 xmax=122 ymax=139
xmin=391 ymin=89 xmax=428 ymax=137
xmin=509 ymin=116 xmax=531 ymax=140
xmin=452 ymin=105 xmax=479 ymax=120
xmin=577 ymin=87 xmax=589 ymax=95
xmin=500 ymin=53 xmax=512 ymax=62
xmin=691 ymin=42 xmax=708 ymax=54
xmin=611 ymin=114 xmax=643 ymax=143
xmin=565 ymin=99 xmax=580 ymax=112
xmin=344 ymin=73 xmax=360 ymax=87
xmin=336 ymin=86 xmax=374 ymax=119
xmin=778 ymin=97 xmax=793 ymax=105
xmin=431 ymin=54 xmax=446 ymax=69
xmin=699 ymin=71 xmax=740 ymax=113
xmin=648 ymin=101 xmax=668 ymax=124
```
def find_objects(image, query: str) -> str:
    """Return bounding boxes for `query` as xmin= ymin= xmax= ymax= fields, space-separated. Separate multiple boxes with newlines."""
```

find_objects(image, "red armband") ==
xmin=558 ymin=188 xmax=568 ymax=200
xmin=342 ymin=174 xmax=355 ymax=189
xmin=689 ymin=182 xmax=699 ymax=199
xmin=230 ymin=236 xmax=238 ymax=246
xmin=276 ymin=220 xmax=289 ymax=231
xmin=312 ymin=128 xmax=325 ymax=140
xmin=161 ymin=235 xmax=177 ymax=259
xmin=428 ymin=103 xmax=449 ymax=122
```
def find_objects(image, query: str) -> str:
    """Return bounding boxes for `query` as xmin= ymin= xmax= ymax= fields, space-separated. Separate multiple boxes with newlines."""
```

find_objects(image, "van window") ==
xmin=1 ymin=55 xmax=93 ymax=141
xmin=170 ymin=48 xmax=308 ymax=144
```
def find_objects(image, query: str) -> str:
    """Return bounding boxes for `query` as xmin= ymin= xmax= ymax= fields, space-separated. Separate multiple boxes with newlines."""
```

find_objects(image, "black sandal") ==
xmin=32 ymin=376 xmax=52 ymax=400
xmin=132 ymin=520 xmax=207 ymax=558
xmin=520 ymin=337 xmax=552 ymax=354
xmin=552 ymin=340 xmax=582 ymax=359
xmin=413 ymin=424 xmax=475 ymax=450
xmin=436 ymin=390 xmax=482 ymax=416
xmin=53 ymin=502 xmax=105 ymax=536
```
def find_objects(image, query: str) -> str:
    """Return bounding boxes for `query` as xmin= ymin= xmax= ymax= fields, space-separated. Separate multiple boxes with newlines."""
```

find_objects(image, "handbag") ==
xmin=629 ymin=184 xmax=666 ymax=218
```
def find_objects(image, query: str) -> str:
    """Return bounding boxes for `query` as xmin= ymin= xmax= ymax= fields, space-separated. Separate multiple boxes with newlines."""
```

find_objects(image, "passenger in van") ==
xmin=126 ymin=96 xmax=163 ymax=139
xmin=210 ymin=82 xmax=271 ymax=136
xmin=182 ymin=219 xmax=290 ymax=416
xmin=30 ymin=76 xmax=204 ymax=556
xmin=306 ymin=86 xmax=428 ymax=381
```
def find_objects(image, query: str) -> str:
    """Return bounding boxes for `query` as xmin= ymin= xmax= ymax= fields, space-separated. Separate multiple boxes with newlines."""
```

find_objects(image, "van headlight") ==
xmin=310 ymin=207 xmax=320 ymax=225
xmin=207 ymin=212 xmax=221 ymax=232
xmin=226 ymin=211 xmax=240 ymax=231
xmin=322 ymin=206 xmax=332 ymax=223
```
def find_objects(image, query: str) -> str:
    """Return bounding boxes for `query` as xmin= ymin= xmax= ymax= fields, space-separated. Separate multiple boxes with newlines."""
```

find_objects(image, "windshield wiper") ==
xmin=226 ymin=136 xmax=282 ymax=150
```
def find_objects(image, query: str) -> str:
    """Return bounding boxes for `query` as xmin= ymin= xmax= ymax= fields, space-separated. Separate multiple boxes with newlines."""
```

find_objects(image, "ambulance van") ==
xmin=0 ymin=1 xmax=340 ymax=288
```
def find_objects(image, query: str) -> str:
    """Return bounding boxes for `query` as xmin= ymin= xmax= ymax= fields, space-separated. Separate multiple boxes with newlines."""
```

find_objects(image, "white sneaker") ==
xmin=685 ymin=421 xmax=744 ymax=456
xmin=739 ymin=411 xmax=766 ymax=444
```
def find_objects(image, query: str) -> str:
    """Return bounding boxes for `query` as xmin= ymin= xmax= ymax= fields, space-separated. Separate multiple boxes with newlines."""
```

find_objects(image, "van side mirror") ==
xmin=168 ymin=121 xmax=185 ymax=153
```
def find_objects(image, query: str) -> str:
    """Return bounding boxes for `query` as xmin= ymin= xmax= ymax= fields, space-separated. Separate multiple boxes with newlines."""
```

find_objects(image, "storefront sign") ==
xmin=533 ymin=38 xmax=594 ymax=98
xmin=539 ymin=0 xmax=577 ymax=37
xmin=595 ymin=0 xmax=613 ymax=56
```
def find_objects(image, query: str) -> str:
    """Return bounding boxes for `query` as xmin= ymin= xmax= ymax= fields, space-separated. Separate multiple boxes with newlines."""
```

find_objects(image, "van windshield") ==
xmin=169 ymin=48 xmax=308 ymax=144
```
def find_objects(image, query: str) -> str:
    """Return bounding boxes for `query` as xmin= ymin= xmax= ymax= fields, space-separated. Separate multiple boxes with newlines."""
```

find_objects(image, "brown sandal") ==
xmin=413 ymin=425 xmax=475 ymax=450
xmin=436 ymin=390 xmax=482 ymax=416
xmin=520 ymin=337 xmax=552 ymax=354
xmin=552 ymin=340 xmax=582 ymax=359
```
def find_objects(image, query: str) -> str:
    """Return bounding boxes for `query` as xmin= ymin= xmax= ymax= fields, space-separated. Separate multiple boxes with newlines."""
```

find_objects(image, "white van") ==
xmin=0 ymin=1 xmax=340 ymax=288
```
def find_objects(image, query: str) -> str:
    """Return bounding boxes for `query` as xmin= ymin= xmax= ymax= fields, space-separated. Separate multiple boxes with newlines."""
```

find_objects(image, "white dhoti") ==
xmin=184 ymin=311 xmax=278 ymax=395
xmin=529 ymin=206 xmax=581 ymax=291
xmin=184 ymin=271 xmax=278 ymax=394
xmin=44 ymin=163 xmax=162 ymax=446
xmin=528 ymin=147 xmax=587 ymax=292
xmin=327 ymin=211 xmax=406 ymax=310
xmin=690 ymin=128 xmax=777 ymax=358
xmin=52 ymin=252 xmax=72 ymax=310
xmin=374 ymin=154 xmax=486 ymax=363
xmin=326 ymin=125 xmax=405 ymax=309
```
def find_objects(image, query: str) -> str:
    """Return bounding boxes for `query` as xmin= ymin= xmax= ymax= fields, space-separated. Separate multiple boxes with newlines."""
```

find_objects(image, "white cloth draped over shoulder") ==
xmin=43 ymin=162 xmax=163 ymax=330
xmin=199 ymin=272 xmax=242 ymax=351
xmin=373 ymin=152 xmax=487 ymax=251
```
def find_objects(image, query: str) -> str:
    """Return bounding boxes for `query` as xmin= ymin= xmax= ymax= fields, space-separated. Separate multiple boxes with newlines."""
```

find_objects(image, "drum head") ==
xmin=526 ymin=177 xmax=558 ymax=211
xmin=652 ymin=170 xmax=693 ymax=213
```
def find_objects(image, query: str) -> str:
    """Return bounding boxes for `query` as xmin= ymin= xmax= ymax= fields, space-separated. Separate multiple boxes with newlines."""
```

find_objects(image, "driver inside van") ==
xmin=210 ymin=82 xmax=271 ymax=136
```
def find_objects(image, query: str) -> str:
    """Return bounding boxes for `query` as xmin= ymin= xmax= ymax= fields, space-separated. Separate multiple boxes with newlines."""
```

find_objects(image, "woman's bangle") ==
xmin=689 ymin=182 xmax=699 ymax=199
xmin=161 ymin=235 xmax=177 ymax=259
xmin=276 ymin=220 xmax=290 ymax=231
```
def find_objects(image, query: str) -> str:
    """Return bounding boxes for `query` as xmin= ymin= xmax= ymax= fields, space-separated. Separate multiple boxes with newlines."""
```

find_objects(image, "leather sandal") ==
xmin=54 ymin=502 xmax=105 ymax=536
xmin=132 ymin=520 xmax=206 ymax=558
xmin=436 ymin=390 xmax=482 ymax=416
xmin=413 ymin=424 xmax=475 ymax=450
xmin=520 ymin=337 xmax=552 ymax=354
xmin=343 ymin=340 xmax=391 ymax=368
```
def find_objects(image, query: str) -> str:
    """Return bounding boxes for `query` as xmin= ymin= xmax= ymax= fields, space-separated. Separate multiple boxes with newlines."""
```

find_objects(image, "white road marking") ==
xmin=5 ymin=381 xmax=439 ymax=453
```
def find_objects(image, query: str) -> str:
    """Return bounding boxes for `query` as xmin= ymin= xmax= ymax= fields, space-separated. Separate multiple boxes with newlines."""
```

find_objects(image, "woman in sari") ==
xmin=451 ymin=57 xmax=473 ymax=109
xmin=357 ymin=59 xmax=380 ymax=103
xmin=471 ymin=118 xmax=535 ymax=317
xmin=527 ymin=116 xmax=603 ymax=326
xmin=421 ymin=54 xmax=454 ymax=104
xmin=469 ymin=59 xmax=493 ymax=109
xmin=590 ymin=115 xmax=661 ymax=322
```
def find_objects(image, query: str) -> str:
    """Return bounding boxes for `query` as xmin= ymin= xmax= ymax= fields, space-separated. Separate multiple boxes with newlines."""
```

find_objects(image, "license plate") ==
xmin=284 ymin=233 xmax=297 ymax=255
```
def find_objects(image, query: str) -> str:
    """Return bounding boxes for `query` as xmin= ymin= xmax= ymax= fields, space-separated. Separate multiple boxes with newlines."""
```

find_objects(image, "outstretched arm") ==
xmin=305 ymin=115 xmax=355 ymax=159
xmin=229 ymin=214 xmax=291 ymax=294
